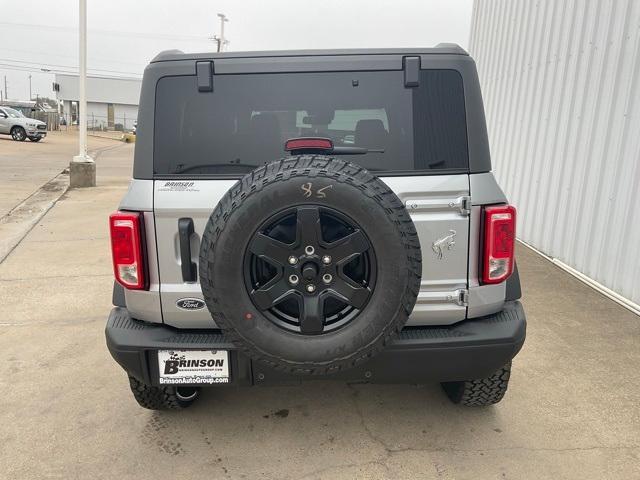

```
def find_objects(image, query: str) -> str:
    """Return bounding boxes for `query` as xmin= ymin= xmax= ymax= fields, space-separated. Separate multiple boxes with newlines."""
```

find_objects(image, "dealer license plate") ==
xmin=158 ymin=349 xmax=229 ymax=385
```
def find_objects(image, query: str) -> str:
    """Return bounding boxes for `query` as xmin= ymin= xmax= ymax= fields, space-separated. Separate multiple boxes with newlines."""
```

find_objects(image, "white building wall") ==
xmin=469 ymin=0 xmax=640 ymax=309
xmin=87 ymin=102 xmax=108 ymax=129
xmin=114 ymin=104 xmax=138 ymax=130
xmin=56 ymin=74 xmax=141 ymax=105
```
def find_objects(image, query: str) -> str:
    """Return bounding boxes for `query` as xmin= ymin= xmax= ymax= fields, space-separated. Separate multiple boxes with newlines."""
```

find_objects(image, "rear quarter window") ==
xmin=153 ymin=69 xmax=468 ymax=176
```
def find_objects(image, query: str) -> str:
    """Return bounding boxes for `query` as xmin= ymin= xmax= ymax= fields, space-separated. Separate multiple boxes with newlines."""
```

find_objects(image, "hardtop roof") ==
xmin=151 ymin=44 xmax=467 ymax=63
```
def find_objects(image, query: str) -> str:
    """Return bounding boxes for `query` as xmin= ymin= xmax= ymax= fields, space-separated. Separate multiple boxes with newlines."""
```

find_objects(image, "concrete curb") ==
xmin=0 ymin=172 xmax=70 ymax=263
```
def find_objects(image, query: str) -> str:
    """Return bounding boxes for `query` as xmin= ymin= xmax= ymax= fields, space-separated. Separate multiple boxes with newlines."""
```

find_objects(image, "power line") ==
xmin=0 ymin=64 xmax=141 ymax=81
xmin=0 ymin=46 xmax=143 ymax=67
xmin=0 ymin=58 xmax=142 ymax=76
xmin=0 ymin=21 xmax=211 ymax=42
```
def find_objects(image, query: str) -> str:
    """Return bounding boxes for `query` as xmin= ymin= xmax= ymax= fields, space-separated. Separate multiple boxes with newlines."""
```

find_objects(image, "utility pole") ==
xmin=211 ymin=13 xmax=229 ymax=52
xmin=29 ymin=74 xmax=32 ymax=100
xmin=70 ymin=0 xmax=95 ymax=188
xmin=3 ymin=75 xmax=7 ymax=101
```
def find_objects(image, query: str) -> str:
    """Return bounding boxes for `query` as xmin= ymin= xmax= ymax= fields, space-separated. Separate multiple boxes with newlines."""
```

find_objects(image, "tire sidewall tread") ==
xmin=199 ymin=156 xmax=422 ymax=375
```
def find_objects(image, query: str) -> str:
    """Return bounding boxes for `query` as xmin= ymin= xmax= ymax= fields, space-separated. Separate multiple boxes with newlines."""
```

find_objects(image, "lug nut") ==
xmin=322 ymin=274 xmax=332 ymax=284
xmin=288 ymin=274 xmax=299 ymax=286
xmin=288 ymin=256 xmax=298 ymax=265
xmin=305 ymin=245 xmax=315 ymax=255
xmin=306 ymin=284 xmax=316 ymax=293
xmin=322 ymin=255 xmax=332 ymax=264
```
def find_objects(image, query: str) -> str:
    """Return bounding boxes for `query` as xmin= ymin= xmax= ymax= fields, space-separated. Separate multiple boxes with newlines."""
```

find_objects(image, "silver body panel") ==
xmin=153 ymin=179 xmax=236 ymax=328
xmin=381 ymin=176 xmax=469 ymax=325
xmin=119 ymin=173 xmax=509 ymax=328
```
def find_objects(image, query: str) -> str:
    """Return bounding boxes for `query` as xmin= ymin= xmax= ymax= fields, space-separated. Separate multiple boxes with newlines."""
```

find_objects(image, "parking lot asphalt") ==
xmin=0 ymin=142 xmax=638 ymax=479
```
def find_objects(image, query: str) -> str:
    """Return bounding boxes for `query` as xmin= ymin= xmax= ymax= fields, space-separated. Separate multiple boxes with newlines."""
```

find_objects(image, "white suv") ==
xmin=0 ymin=107 xmax=47 ymax=142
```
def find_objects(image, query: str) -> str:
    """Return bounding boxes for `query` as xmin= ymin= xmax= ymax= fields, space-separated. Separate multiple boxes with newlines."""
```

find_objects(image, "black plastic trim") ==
xmin=178 ymin=218 xmax=197 ymax=282
xmin=105 ymin=301 xmax=526 ymax=386
xmin=505 ymin=262 xmax=522 ymax=301
xmin=196 ymin=61 xmax=213 ymax=92
xmin=403 ymin=56 xmax=421 ymax=87
xmin=112 ymin=281 xmax=126 ymax=307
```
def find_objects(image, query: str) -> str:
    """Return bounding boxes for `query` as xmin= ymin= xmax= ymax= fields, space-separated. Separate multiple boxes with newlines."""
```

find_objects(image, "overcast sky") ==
xmin=0 ymin=0 xmax=473 ymax=101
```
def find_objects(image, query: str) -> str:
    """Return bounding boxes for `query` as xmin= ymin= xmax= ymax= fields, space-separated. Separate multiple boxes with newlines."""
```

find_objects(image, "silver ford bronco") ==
xmin=106 ymin=44 xmax=525 ymax=410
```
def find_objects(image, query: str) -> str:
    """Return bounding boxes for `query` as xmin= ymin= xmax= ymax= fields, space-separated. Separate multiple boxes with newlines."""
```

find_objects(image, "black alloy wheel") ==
xmin=244 ymin=205 xmax=376 ymax=335
xmin=199 ymin=156 xmax=421 ymax=374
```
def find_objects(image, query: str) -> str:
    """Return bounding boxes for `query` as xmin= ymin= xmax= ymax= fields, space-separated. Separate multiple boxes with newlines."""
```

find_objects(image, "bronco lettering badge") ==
xmin=176 ymin=298 xmax=206 ymax=310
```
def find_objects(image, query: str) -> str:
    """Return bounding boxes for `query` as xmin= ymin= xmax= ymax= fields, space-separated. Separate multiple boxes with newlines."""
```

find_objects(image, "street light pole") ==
xmin=28 ymin=75 xmax=32 ymax=100
xmin=210 ymin=13 xmax=229 ymax=52
xmin=78 ymin=0 xmax=88 ymax=160
xmin=216 ymin=13 xmax=228 ymax=52
xmin=70 ymin=0 xmax=95 ymax=188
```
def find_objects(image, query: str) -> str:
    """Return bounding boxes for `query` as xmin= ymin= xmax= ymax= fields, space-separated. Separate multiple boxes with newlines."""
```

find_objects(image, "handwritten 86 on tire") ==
xmin=158 ymin=349 xmax=229 ymax=384
xmin=199 ymin=157 xmax=421 ymax=375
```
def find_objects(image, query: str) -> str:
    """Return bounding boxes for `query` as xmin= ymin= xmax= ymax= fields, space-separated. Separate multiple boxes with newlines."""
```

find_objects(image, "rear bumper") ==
xmin=105 ymin=301 xmax=526 ymax=386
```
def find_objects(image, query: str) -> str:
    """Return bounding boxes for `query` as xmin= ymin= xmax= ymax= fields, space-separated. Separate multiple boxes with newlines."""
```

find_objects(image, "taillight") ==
xmin=109 ymin=211 xmax=146 ymax=290
xmin=482 ymin=205 xmax=516 ymax=284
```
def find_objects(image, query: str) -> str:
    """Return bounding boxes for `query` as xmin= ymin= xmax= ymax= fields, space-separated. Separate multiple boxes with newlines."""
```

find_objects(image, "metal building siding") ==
xmin=469 ymin=0 xmax=640 ymax=307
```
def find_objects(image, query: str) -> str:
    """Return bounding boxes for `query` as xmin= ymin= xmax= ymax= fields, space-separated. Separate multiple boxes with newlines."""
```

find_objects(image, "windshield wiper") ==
xmin=174 ymin=162 xmax=262 ymax=174
xmin=331 ymin=146 xmax=384 ymax=155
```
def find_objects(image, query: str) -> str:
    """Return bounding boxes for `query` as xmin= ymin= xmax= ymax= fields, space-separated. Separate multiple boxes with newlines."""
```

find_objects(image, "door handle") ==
xmin=178 ymin=218 xmax=197 ymax=282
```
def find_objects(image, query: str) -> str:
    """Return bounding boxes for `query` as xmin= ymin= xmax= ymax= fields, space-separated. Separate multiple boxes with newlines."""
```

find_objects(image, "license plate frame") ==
xmin=157 ymin=349 xmax=230 ymax=385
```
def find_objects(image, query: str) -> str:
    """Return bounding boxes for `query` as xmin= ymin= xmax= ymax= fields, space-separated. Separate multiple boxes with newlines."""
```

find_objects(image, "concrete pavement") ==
xmin=0 ymin=131 xmax=122 ymax=219
xmin=0 ymin=142 xmax=638 ymax=479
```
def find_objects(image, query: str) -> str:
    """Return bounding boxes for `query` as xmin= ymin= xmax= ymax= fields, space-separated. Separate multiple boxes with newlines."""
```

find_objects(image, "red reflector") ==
xmin=109 ymin=211 xmax=146 ymax=290
xmin=284 ymin=137 xmax=333 ymax=152
xmin=482 ymin=205 xmax=516 ymax=284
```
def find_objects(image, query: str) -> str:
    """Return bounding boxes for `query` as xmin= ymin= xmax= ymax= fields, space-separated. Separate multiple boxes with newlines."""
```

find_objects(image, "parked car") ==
xmin=106 ymin=45 xmax=525 ymax=410
xmin=0 ymin=107 xmax=47 ymax=142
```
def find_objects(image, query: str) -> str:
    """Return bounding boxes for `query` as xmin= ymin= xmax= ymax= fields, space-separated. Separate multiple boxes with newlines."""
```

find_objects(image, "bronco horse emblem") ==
xmin=432 ymin=230 xmax=457 ymax=260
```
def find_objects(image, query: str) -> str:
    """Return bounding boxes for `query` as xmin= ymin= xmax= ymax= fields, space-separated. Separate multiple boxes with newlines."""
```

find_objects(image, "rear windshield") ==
xmin=154 ymin=69 xmax=468 ymax=176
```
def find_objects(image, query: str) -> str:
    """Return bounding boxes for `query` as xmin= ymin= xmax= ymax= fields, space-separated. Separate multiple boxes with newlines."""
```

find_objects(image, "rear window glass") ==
xmin=154 ymin=70 xmax=468 ymax=176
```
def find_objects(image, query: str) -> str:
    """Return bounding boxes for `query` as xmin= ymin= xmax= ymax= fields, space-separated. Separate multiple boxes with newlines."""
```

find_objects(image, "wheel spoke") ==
xmin=328 ymin=277 xmax=370 ymax=309
xmin=296 ymin=206 xmax=321 ymax=247
xmin=251 ymin=277 xmax=294 ymax=310
xmin=248 ymin=233 xmax=292 ymax=266
xmin=326 ymin=230 xmax=370 ymax=264
xmin=299 ymin=294 xmax=324 ymax=334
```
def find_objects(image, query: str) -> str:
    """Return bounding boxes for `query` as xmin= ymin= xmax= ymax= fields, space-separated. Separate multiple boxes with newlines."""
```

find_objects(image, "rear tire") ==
xmin=441 ymin=362 xmax=511 ymax=406
xmin=11 ymin=126 xmax=26 ymax=141
xmin=128 ymin=376 xmax=199 ymax=410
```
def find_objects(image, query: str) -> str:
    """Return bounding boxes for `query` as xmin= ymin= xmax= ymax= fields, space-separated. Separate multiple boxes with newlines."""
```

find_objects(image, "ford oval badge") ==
xmin=176 ymin=298 xmax=206 ymax=310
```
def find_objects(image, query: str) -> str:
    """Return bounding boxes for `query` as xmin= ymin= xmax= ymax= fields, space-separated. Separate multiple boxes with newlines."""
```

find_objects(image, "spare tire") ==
xmin=199 ymin=156 xmax=421 ymax=375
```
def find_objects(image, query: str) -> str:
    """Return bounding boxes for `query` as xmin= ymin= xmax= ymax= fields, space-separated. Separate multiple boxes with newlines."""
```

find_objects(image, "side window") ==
xmin=413 ymin=70 xmax=469 ymax=170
